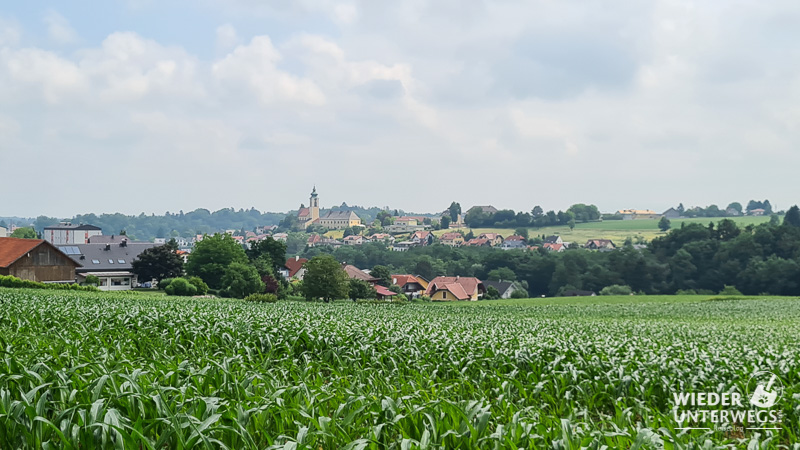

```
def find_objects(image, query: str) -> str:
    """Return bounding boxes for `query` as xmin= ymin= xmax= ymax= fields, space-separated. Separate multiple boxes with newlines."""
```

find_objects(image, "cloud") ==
xmin=215 ymin=24 xmax=241 ymax=52
xmin=44 ymin=10 xmax=79 ymax=45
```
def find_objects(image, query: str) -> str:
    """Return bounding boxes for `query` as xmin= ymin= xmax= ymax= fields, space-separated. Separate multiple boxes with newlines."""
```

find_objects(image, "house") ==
xmin=392 ymin=241 xmax=417 ymax=252
xmin=725 ymin=207 xmax=741 ymax=217
xmin=394 ymin=217 xmax=418 ymax=227
xmin=60 ymin=241 xmax=157 ymax=290
xmin=255 ymin=225 xmax=278 ymax=234
xmin=464 ymin=238 xmax=491 ymax=247
xmin=543 ymin=243 xmax=566 ymax=252
xmin=385 ymin=223 xmax=426 ymax=233
xmin=749 ymin=208 xmax=766 ymax=216
xmin=280 ymin=256 xmax=308 ymax=280
xmin=440 ymin=232 xmax=464 ymax=247
xmin=424 ymin=276 xmax=485 ymax=301
xmin=504 ymin=235 xmax=526 ymax=242
xmin=481 ymin=280 xmax=518 ymax=299
xmin=343 ymin=264 xmax=380 ymax=284
xmin=500 ymin=240 xmax=526 ymax=250
xmin=391 ymin=274 xmax=427 ymax=297
xmin=662 ymin=208 xmax=682 ymax=219
xmin=478 ymin=233 xmax=503 ymax=246
xmin=0 ymin=226 xmax=7 ymax=238
xmin=343 ymin=235 xmax=365 ymax=246
xmin=410 ymin=230 xmax=434 ymax=246
xmin=272 ymin=233 xmax=288 ymax=242
xmin=544 ymin=235 xmax=563 ymax=245
xmin=0 ymin=237 xmax=80 ymax=283
xmin=375 ymin=284 xmax=399 ymax=300
xmin=367 ymin=233 xmax=395 ymax=244
xmin=43 ymin=222 xmax=102 ymax=245
xmin=617 ymin=209 xmax=660 ymax=220
xmin=307 ymin=234 xmax=322 ymax=247
xmin=584 ymin=239 xmax=616 ymax=250
xmin=320 ymin=238 xmax=343 ymax=248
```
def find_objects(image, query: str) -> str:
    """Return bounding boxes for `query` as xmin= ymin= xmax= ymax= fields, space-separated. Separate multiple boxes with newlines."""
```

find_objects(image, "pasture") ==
xmin=0 ymin=289 xmax=797 ymax=448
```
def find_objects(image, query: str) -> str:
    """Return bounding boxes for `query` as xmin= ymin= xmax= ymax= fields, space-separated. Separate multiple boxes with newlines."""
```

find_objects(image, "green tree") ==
xmin=221 ymin=263 xmax=264 ymax=298
xmin=165 ymin=278 xmax=197 ymax=296
xmin=658 ymin=216 xmax=671 ymax=232
xmin=770 ymin=214 xmax=780 ymax=226
xmin=568 ymin=219 xmax=576 ymax=231
xmin=186 ymin=233 xmax=248 ymax=289
xmin=302 ymin=254 xmax=349 ymax=302
xmin=440 ymin=216 xmax=451 ymax=229
xmin=10 ymin=227 xmax=36 ymax=239
xmin=784 ymin=205 xmax=800 ymax=227
xmin=485 ymin=286 xmax=501 ymax=300
xmin=369 ymin=265 xmax=392 ymax=287
xmin=349 ymin=279 xmax=376 ymax=301
xmin=567 ymin=204 xmax=600 ymax=222
xmin=246 ymin=237 xmax=287 ymax=271
xmin=487 ymin=267 xmax=516 ymax=281
xmin=448 ymin=202 xmax=461 ymax=222
xmin=131 ymin=240 xmax=184 ymax=283
xmin=531 ymin=206 xmax=544 ymax=218
xmin=343 ymin=227 xmax=355 ymax=238
xmin=514 ymin=228 xmax=529 ymax=239
xmin=85 ymin=274 xmax=100 ymax=287
xmin=726 ymin=202 xmax=743 ymax=215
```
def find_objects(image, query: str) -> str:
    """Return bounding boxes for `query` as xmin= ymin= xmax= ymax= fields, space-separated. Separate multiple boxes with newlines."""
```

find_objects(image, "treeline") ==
xmin=299 ymin=206 xmax=800 ymax=296
xmin=465 ymin=204 xmax=600 ymax=229
xmin=29 ymin=208 xmax=286 ymax=242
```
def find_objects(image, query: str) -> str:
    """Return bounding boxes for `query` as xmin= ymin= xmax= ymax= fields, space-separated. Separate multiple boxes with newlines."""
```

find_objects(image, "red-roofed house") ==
xmin=410 ymin=230 xmax=434 ymax=246
xmin=424 ymin=276 xmax=485 ymax=301
xmin=440 ymin=232 xmax=464 ymax=247
xmin=375 ymin=284 xmax=399 ymax=300
xmin=464 ymin=238 xmax=491 ymax=247
xmin=307 ymin=234 xmax=322 ymax=247
xmin=0 ymin=237 xmax=80 ymax=283
xmin=343 ymin=235 xmax=365 ymax=246
xmin=478 ymin=233 xmax=503 ymax=246
xmin=280 ymin=256 xmax=308 ymax=280
xmin=504 ymin=235 xmax=526 ymax=242
xmin=343 ymin=264 xmax=380 ymax=284
xmin=543 ymin=243 xmax=566 ymax=252
xmin=584 ymin=239 xmax=615 ymax=250
xmin=391 ymin=274 xmax=427 ymax=297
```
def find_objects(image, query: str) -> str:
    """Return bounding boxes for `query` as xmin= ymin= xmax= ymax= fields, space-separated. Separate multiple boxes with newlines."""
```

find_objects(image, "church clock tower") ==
xmin=310 ymin=186 xmax=320 ymax=222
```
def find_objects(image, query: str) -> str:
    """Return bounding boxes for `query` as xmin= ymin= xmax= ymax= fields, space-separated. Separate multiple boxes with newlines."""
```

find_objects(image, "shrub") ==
xmin=186 ymin=276 xmax=209 ymax=295
xmin=0 ymin=275 xmax=97 ymax=292
xmin=419 ymin=295 xmax=432 ymax=302
xmin=599 ymin=284 xmax=633 ymax=296
xmin=485 ymin=286 xmax=501 ymax=300
xmin=509 ymin=286 xmax=529 ymax=299
xmin=719 ymin=285 xmax=743 ymax=296
xmin=84 ymin=275 xmax=100 ymax=287
xmin=244 ymin=293 xmax=278 ymax=303
xmin=164 ymin=278 xmax=197 ymax=296
xmin=159 ymin=278 xmax=175 ymax=290
xmin=676 ymin=289 xmax=697 ymax=295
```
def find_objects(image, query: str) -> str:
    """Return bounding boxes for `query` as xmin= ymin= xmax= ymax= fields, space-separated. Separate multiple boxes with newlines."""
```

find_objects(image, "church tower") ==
xmin=310 ymin=186 xmax=320 ymax=222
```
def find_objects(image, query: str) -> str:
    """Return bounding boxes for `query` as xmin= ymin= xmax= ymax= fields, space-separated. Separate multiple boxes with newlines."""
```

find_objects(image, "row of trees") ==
xmin=463 ymin=204 xmax=600 ymax=229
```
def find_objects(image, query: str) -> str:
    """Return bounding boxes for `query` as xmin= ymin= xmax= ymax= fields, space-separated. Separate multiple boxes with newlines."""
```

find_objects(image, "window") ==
xmin=118 ymin=259 xmax=125 ymax=264
xmin=442 ymin=291 xmax=447 ymax=299
xmin=108 ymin=259 xmax=114 ymax=264
xmin=92 ymin=259 xmax=100 ymax=264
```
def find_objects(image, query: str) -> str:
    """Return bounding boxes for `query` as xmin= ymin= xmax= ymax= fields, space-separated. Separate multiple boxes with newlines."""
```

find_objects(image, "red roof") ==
xmin=343 ymin=264 xmax=379 ymax=282
xmin=298 ymin=207 xmax=310 ymax=217
xmin=465 ymin=238 xmax=490 ymax=246
xmin=411 ymin=231 xmax=431 ymax=240
xmin=307 ymin=234 xmax=322 ymax=244
xmin=543 ymin=243 xmax=565 ymax=251
xmin=425 ymin=276 xmax=483 ymax=300
xmin=0 ymin=238 xmax=80 ymax=268
xmin=284 ymin=257 xmax=308 ymax=277
xmin=375 ymin=285 xmax=397 ymax=297
xmin=391 ymin=274 xmax=421 ymax=288
xmin=505 ymin=235 xmax=525 ymax=241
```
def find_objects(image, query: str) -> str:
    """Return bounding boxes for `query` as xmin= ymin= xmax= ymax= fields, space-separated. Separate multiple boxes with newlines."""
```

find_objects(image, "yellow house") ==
xmin=440 ymin=232 xmax=464 ymax=247
xmin=425 ymin=276 xmax=484 ymax=301
xmin=318 ymin=211 xmax=362 ymax=229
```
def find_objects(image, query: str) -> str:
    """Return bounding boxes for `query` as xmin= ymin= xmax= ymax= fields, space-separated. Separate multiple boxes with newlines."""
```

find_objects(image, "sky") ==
xmin=1 ymin=1 xmax=799 ymax=218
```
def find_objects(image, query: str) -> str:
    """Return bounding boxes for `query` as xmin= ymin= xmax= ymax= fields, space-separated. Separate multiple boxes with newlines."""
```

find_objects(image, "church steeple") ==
xmin=309 ymin=186 xmax=320 ymax=221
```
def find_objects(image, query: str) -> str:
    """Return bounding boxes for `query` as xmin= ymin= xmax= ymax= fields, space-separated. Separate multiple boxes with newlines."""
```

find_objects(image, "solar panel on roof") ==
xmin=59 ymin=246 xmax=81 ymax=255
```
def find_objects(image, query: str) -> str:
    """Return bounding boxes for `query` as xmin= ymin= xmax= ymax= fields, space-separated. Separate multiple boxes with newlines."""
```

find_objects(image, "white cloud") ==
xmin=215 ymin=24 xmax=241 ymax=53
xmin=44 ymin=10 xmax=79 ymax=45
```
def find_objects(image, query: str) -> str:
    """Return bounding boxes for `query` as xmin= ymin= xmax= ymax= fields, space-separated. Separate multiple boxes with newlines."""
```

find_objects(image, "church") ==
xmin=297 ymin=187 xmax=362 ymax=230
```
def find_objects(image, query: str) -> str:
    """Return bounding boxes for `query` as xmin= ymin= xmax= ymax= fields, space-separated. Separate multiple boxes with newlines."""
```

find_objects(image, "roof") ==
xmin=465 ymin=238 xmax=490 ymax=246
xmin=0 ymin=238 xmax=80 ymax=268
xmin=87 ymin=235 xmax=143 ymax=244
xmin=391 ymin=274 xmax=423 ymax=288
xmin=375 ymin=285 xmax=397 ymax=297
xmin=544 ymin=235 xmax=561 ymax=244
xmin=343 ymin=264 xmax=379 ymax=282
xmin=59 ymin=242 xmax=157 ymax=272
xmin=322 ymin=211 xmax=359 ymax=220
xmin=617 ymin=209 xmax=658 ymax=215
xmin=43 ymin=223 xmax=102 ymax=231
xmin=440 ymin=232 xmax=462 ymax=240
xmin=425 ymin=276 xmax=483 ymax=299
xmin=500 ymin=240 xmax=526 ymax=248
xmin=297 ymin=207 xmax=310 ymax=218
xmin=343 ymin=235 xmax=362 ymax=241
xmin=478 ymin=233 xmax=502 ymax=240
xmin=411 ymin=231 xmax=431 ymax=239
xmin=586 ymin=239 xmax=615 ymax=247
xmin=543 ymin=243 xmax=565 ymax=251
xmin=482 ymin=280 xmax=514 ymax=295
xmin=504 ymin=235 xmax=525 ymax=241
xmin=284 ymin=257 xmax=308 ymax=277
xmin=307 ymin=234 xmax=322 ymax=244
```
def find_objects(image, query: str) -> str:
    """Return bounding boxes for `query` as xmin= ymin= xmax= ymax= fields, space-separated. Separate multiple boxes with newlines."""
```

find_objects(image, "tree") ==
xmin=658 ymin=216 xmax=671 ymax=232
xmin=343 ymin=227 xmax=355 ymax=238
xmin=784 ymin=205 xmax=800 ymax=227
xmin=349 ymin=279 xmax=376 ymax=301
xmin=726 ymin=202 xmax=743 ymax=215
xmin=370 ymin=265 xmax=392 ymax=287
xmin=567 ymin=204 xmax=600 ymax=222
xmin=131 ymin=240 xmax=184 ymax=284
xmin=448 ymin=202 xmax=461 ymax=222
xmin=568 ymin=219 xmax=576 ymax=231
xmin=186 ymin=233 xmax=248 ymax=289
xmin=85 ymin=274 xmax=100 ymax=287
xmin=221 ymin=263 xmax=264 ymax=298
xmin=165 ymin=278 xmax=197 ymax=296
xmin=770 ymin=214 xmax=781 ymax=226
xmin=485 ymin=286 xmax=501 ymax=300
xmin=487 ymin=267 xmax=516 ymax=281
xmin=440 ymin=216 xmax=451 ymax=229
xmin=531 ymin=206 xmax=544 ymax=218
xmin=0 ymin=220 xmax=6 ymax=228
xmin=302 ymin=254 xmax=349 ymax=302
xmin=514 ymin=228 xmax=529 ymax=239
xmin=246 ymin=237 xmax=287 ymax=271
xmin=10 ymin=227 xmax=36 ymax=239
xmin=677 ymin=203 xmax=685 ymax=214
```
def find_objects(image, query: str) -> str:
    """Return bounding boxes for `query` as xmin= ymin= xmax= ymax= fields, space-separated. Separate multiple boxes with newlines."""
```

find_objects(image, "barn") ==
xmin=0 ymin=237 xmax=80 ymax=283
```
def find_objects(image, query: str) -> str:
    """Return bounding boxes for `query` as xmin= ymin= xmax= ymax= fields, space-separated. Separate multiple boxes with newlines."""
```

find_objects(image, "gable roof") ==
xmin=482 ymin=280 xmax=514 ymax=296
xmin=470 ymin=205 xmax=498 ymax=214
xmin=544 ymin=235 xmax=561 ymax=244
xmin=375 ymin=285 xmax=397 ymax=297
xmin=60 ymin=243 xmax=157 ymax=272
xmin=323 ymin=211 xmax=359 ymax=220
xmin=543 ymin=243 xmax=565 ymax=251
xmin=284 ymin=257 xmax=308 ymax=277
xmin=478 ymin=233 xmax=502 ymax=240
xmin=586 ymin=239 xmax=615 ymax=248
xmin=504 ymin=235 xmax=525 ymax=241
xmin=440 ymin=232 xmax=462 ymax=240
xmin=465 ymin=238 xmax=490 ymax=246
xmin=343 ymin=264 xmax=379 ymax=282
xmin=391 ymin=274 xmax=423 ymax=288
xmin=411 ymin=230 xmax=431 ymax=240
xmin=0 ymin=238 xmax=81 ymax=268
xmin=425 ymin=276 xmax=483 ymax=299
xmin=43 ymin=223 xmax=102 ymax=231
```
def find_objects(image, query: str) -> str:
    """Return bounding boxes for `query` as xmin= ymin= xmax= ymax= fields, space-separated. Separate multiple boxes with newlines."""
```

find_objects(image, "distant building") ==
xmin=470 ymin=206 xmax=499 ymax=214
xmin=617 ymin=209 xmax=660 ymax=220
xmin=662 ymin=208 xmax=682 ymax=219
xmin=391 ymin=275 xmax=428 ymax=297
xmin=425 ymin=276 xmax=485 ymax=301
xmin=482 ymin=280 xmax=519 ymax=299
xmin=500 ymin=240 xmax=526 ymax=250
xmin=584 ymin=239 xmax=616 ymax=250
xmin=279 ymin=256 xmax=308 ymax=280
xmin=59 ymin=240 xmax=157 ymax=290
xmin=544 ymin=235 xmax=563 ymax=245
xmin=297 ymin=187 xmax=362 ymax=229
xmin=0 ymin=237 xmax=79 ymax=283
xmin=43 ymin=222 xmax=102 ymax=245
xmin=440 ymin=232 xmax=464 ymax=247
xmin=749 ymin=208 xmax=766 ymax=216
xmin=0 ymin=226 xmax=7 ymax=238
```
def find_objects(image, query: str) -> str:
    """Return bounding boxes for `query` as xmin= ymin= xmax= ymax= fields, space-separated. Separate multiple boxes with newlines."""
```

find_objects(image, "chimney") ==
xmin=295 ymin=255 xmax=299 ymax=261
xmin=105 ymin=244 xmax=111 ymax=251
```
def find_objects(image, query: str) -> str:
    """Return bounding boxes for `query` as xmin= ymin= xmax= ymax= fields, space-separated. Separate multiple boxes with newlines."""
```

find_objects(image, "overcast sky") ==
xmin=1 ymin=1 xmax=798 ymax=218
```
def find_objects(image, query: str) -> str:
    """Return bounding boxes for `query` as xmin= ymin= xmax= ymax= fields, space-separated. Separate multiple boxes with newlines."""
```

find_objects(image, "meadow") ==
xmin=0 ymin=289 xmax=798 ymax=448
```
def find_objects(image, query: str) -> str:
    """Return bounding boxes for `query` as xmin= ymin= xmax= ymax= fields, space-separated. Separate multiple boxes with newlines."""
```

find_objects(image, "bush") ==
xmin=599 ymin=284 xmax=633 ymax=296
xmin=509 ymin=286 xmax=529 ymax=299
xmin=0 ymin=275 xmax=97 ymax=292
xmin=84 ymin=275 xmax=100 ymax=287
xmin=485 ymin=286 xmax=501 ymax=300
xmin=676 ymin=289 xmax=697 ymax=295
xmin=159 ymin=278 xmax=175 ymax=290
xmin=186 ymin=276 xmax=209 ymax=295
xmin=719 ymin=285 xmax=743 ymax=296
xmin=164 ymin=278 xmax=197 ymax=296
xmin=244 ymin=293 xmax=278 ymax=303
xmin=419 ymin=295 xmax=432 ymax=302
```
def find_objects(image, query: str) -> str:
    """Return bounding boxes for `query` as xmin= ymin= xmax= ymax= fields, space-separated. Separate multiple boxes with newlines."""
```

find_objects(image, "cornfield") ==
xmin=0 ymin=289 xmax=798 ymax=448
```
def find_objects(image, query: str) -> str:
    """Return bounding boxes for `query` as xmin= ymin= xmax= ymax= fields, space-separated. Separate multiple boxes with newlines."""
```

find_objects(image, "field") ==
xmin=434 ymin=216 xmax=773 ymax=243
xmin=1 ymin=289 xmax=798 ymax=448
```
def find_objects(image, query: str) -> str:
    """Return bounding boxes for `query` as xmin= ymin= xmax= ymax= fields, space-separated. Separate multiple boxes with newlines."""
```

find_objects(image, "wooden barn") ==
xmin=0 ymin=237 xmax=80 ymax=283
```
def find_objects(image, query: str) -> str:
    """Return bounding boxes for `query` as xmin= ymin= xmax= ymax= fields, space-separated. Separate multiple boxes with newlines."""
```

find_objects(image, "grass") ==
xmin=1 ymin=288 xmax=798 ymax=447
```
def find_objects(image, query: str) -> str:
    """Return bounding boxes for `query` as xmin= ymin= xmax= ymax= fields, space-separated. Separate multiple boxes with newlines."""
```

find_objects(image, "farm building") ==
xmin=0 ymin=237 xmax=80 ymax=283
